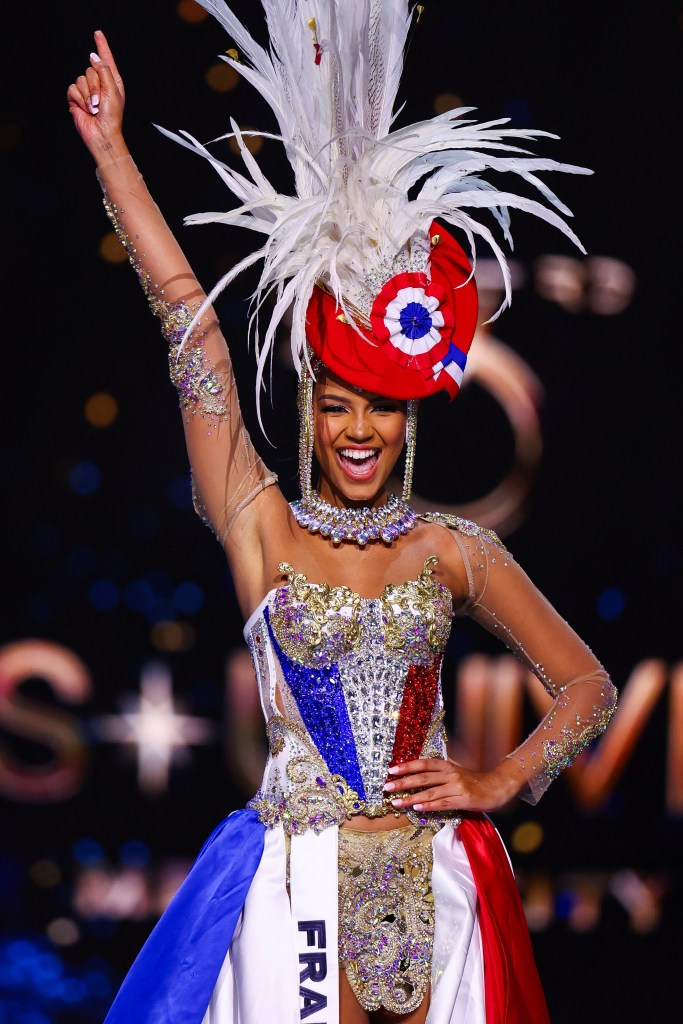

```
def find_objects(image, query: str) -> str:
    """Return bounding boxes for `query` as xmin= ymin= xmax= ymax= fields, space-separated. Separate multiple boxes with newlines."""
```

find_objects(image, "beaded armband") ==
xmin=101 ymin=191 xmax=229 ymax=420
xmin=540 ymin=688 xmax=617 ymax=784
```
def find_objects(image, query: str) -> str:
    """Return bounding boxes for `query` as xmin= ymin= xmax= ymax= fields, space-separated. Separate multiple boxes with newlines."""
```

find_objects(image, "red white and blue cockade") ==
xmin=371 ymin=272 xmax=452 ymax=377
xmin=369 ymin=269 xmax=470 ymax=398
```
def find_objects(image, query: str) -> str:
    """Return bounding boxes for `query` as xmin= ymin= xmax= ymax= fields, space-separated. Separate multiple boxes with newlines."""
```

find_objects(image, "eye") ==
xmin=319 ymin=403 xmax=348 ymax=414
xmin=372 ymin=403 xmax=399 ymax=414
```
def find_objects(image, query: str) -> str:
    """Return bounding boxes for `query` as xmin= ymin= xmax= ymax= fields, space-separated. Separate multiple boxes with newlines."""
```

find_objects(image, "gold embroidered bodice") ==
xmin=269 ymin=556 xmax=453 ymax=668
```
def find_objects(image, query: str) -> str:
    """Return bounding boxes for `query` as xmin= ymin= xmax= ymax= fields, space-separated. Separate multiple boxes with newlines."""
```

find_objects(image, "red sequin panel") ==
xmin=389 ymin=659 xmax=440 ymax=767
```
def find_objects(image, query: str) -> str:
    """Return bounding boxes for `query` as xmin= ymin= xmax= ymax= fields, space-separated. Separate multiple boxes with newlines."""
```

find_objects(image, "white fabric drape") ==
xmin=203 ymin=823 xmax=485 ymax=1023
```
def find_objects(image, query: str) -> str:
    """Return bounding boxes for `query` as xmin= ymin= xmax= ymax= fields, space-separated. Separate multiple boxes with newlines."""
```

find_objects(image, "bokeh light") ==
xmin=228 ymin=126 xmax=263 ymax=156
xmin=433 ymin=92 xmax=464 ymax=115
xmin=0 ymin=935 xmax=113 ymax=1017
xmin=88 ymin=578 xmax=120 ymax=612
xmin=177 ymin=0 xmax=209 ymax=23
xmin=84 ymin=391 xmax=119 ymax=429
xmin=72 ymin=838 xmax=105 ymax=868
xmin=46 ymin=918 xmax=80 ymax=947
xmin=511 ymin=821 xmax=544 ymax=855
xmin=150 ymin=620 xmax=197 ymax=653
xmin=173 ymin=581 xmax=205 ymax=614
xmin=30 ymin=860 xmax=62 ymax=888
xmin=205 ymin=61 xmax=240 ymax=93
xmin=524 ymin=875 xmax=554 ymax=931
xmin=98 ymin=231 xmax=127 ymax=264
xmin=123 ymin=578 xmax=156 ymax=614
xmin=119 ymin=840 xmax=151 ymax=868
xmin=68 ymin=461 xmax=101 ymax=496
xmin=597 ymin=586 xmax=626 ymax=622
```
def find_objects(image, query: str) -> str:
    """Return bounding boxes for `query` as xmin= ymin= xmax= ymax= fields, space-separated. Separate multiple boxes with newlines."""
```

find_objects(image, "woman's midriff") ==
xmin=340 ymin=812 xmax=412 ymax=831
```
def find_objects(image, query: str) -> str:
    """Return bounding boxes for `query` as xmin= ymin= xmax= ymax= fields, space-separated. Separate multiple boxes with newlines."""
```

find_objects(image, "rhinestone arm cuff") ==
xmin=100 ymin=184 xmax=229 ymax=421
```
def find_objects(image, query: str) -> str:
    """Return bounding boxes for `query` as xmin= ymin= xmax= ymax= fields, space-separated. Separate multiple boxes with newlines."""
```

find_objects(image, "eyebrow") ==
xmin=317 ymin=391 xmax=394 ymax=403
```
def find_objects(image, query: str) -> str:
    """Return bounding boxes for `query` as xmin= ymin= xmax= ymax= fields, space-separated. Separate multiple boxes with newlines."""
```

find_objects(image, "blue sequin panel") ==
xmin=265 ymin=607 xmax=366 ymax=800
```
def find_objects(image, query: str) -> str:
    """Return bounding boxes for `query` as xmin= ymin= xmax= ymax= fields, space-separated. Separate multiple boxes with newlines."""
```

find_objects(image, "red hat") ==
xmin=305 ymin=223 xmax=478 ymax=400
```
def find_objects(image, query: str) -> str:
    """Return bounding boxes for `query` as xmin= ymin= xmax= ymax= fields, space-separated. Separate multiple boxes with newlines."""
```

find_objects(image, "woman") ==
xmin=67 ymin=9 xmax=617 ymax=1024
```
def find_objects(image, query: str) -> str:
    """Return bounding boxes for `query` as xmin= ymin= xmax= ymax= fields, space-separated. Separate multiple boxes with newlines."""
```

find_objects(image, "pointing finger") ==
xmin=88 ymin=52 xmax=122 ymax=106
xmin=94 ymin=29 xmax=125 ymax=95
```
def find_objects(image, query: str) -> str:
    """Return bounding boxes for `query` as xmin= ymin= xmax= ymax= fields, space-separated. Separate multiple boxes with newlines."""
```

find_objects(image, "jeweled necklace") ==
xmin=290 ymin=492 xmax=417 ymax=546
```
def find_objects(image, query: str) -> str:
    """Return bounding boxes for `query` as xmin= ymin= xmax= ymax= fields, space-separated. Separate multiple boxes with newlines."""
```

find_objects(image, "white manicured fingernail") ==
xmin=88 ymin=102 xmax=99 ymax=115
xmin=390 ymin=799 xmax=402 ymax=807
xmin=412 ymin=803 xmax=424 ymax=810
xmin=90 ymin=52 xmax=102 ymax=63
xmin=384 ymin=782 xmax=395 ymax=792
xmin=91 ymin=94 xmax=99 ymax=107
xmin=388 ymin=766 xmax=400 ymax=775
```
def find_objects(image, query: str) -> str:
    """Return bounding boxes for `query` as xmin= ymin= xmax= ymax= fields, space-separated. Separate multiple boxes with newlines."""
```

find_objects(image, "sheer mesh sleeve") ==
xmin=448 ymin=522 xmax=617 ymax=804
xmin=96 ymin=155 xmax=277 ymax=545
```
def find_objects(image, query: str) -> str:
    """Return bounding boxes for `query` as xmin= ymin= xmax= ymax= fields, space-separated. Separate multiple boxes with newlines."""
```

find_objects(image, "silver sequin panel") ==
xmin=337 ymin=601 xmax=409 ymax=813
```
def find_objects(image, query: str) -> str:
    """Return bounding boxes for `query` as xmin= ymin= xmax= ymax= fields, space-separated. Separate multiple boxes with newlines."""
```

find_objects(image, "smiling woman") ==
xmin=66 ymin=3 xmax=617 ymax=1023
xmin=314 ymin=375 xmax=407 ymax=497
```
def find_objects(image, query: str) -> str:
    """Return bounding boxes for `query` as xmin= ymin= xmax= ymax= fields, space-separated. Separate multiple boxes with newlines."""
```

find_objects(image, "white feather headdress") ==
xmin=159 ymin=0 xmax=590 ymax=397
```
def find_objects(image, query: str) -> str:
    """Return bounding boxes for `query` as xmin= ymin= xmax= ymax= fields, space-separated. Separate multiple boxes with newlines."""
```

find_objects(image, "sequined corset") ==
xmin=245 ymin=557 xmax=456 ymax=835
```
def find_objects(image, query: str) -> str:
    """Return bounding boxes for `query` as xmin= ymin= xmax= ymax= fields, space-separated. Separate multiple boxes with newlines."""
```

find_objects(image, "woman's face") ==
xmin=312 ymin=369 xmax=407 ymax=507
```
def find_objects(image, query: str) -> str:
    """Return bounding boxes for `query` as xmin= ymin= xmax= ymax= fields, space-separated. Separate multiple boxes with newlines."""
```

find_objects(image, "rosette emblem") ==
xmin=370 ymin=272 xmax=452 ymax=379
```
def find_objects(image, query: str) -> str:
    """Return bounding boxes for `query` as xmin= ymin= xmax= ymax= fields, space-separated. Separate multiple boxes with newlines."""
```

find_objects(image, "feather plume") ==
xmin=166 ymin=0 xmax=591 ymax=389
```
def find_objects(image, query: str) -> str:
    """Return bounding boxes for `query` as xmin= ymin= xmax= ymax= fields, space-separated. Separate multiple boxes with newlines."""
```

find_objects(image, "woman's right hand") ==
xmin=67 ymin=30 xmax=128 ymax=166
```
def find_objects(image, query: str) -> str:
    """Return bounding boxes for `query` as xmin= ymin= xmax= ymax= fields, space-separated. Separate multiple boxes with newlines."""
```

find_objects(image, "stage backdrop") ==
xmin=2 ymin=1 xmax=681 ymax=1021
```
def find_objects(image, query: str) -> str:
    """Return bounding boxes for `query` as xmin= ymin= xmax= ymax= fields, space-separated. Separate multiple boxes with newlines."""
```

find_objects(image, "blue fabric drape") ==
xmin=104 ymin=809 xmax=265 ymax=1024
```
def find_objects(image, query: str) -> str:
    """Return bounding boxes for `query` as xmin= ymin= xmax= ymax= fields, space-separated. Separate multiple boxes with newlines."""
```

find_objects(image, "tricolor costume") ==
xmin=96 ymin=2 xmax=618 ymax=1021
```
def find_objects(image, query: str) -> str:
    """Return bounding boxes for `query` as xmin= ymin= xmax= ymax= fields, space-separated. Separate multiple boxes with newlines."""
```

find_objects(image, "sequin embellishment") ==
xmin=265 ymin=559 xmax=453 ymax=815
xmin=269 ymin=563 xmax=362 ymax=666
xmin=270 ymin=557 xmax=452 ymax=667
xmin=418 ymin=511 xmax=510 ymax=556
xmin=541 ymin=689 xmax=618 ymax=782
xmin=247 ymin=717 xmax=364 ymax=834
xmin=338 ymin=826 xmax=436 ymax=1013
xmin=100 ymin=190 xmax=229 ymax=420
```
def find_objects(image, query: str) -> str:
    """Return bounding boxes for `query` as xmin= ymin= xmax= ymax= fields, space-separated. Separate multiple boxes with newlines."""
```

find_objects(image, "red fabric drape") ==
xmin=458 ymin=816 xmax=550 ymax=1024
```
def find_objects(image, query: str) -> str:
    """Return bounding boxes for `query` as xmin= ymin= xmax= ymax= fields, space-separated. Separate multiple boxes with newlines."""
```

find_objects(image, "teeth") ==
xmin=339 ymin=449 xmax=377 ymax=461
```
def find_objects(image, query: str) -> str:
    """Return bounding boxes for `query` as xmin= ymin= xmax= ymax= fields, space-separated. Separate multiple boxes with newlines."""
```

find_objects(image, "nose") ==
xmin=345 ymin=411 xmax=374 ymax=444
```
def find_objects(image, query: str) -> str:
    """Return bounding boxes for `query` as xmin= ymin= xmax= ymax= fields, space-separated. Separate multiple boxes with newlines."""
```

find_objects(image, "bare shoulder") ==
xmin=412 ymin=513 xmax=511 ymax=606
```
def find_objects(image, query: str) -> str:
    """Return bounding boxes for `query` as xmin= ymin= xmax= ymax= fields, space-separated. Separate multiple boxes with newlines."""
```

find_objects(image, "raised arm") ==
xmin=67 ymin=32 xmax=278 ymax=557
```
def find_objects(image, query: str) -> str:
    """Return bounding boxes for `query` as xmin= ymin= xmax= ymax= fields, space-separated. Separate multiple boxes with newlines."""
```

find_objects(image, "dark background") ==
xmin=2 ymin=1 xmax=682 ymax=1021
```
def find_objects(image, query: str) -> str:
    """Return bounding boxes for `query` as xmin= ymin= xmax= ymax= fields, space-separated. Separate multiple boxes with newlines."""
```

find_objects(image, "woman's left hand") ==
xmin=384 ymin=757 xmax=527 ymax=813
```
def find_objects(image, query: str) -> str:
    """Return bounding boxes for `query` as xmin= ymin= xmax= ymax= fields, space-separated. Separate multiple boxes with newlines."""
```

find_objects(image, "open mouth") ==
xmin=335 ymin=447 xmax=381 ymax=481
